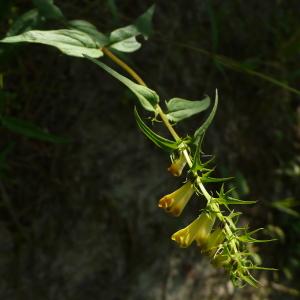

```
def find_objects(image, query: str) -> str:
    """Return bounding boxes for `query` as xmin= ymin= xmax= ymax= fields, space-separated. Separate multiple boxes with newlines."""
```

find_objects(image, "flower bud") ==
xmin=168 ymin=152 xmax=187 ymax=177
xmin=158 ymin=181 xmax=194 ymax=217
xmin=171 ymin=212 xmax=215 ymax=248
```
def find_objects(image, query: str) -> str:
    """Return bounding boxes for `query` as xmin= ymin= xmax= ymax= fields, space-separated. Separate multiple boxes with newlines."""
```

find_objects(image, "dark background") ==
xmin=0 ymin=0 xmax=299 ymax=299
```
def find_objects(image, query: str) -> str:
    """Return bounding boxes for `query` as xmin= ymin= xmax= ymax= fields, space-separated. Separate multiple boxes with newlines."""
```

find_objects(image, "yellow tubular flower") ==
xmin=195 ymin=212 xmax=215 ymax=247
xmin=167 ymin=152 xmax=187 ymax=177
xmin=171 ymin=212 xmax=215 ymax=248
xmin=158 ymin=181 xmax=194 ymax=217
xmin=202 ymin=228 xmax=225 ymax=256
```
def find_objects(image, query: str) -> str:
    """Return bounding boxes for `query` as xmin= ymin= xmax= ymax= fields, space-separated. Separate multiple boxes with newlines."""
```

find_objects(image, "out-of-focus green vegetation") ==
xmin=0 ymin=0 xmax=299 ymax=299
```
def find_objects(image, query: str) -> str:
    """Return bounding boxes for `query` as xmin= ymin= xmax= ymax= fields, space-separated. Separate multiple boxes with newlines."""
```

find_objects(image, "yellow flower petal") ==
xmin=158 ymin=181 xmax=194 ymax=217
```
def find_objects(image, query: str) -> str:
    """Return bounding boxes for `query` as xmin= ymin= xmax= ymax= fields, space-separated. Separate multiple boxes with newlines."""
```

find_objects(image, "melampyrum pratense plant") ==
xmin=0 ymin=2 xmax=276 ymax=287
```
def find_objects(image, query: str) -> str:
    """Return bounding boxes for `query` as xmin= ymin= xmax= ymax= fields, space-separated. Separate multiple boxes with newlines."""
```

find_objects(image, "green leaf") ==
xmin=194 ymin=89 xmax=218 ymax=144
xmin=166 ymin=96 xmax=210 ymax=122
xmin=134 ymin=4 xmax=155 ymax=38
xmin=134 ymin=107 xmax=178 ymax=152
xmin=109 ymin=5 xmax=155 ymax=53
xmin=68 ymin=20 xmax=109 ymax=47
xmin=0 ymin=29 xmax=103 ymax=58
xmin=32 ymin=0 xmax=64 ymax=20
xmin=217 ymin=196 xmax=256 ymax=206
xmin=1 ymin=116 xmax=69 ymax=143
xmin=106 ymin=0 xmax=119 ymax=22
xmin=84 ymin=55 xmax=159 ymax=111
xmin=7 ymin=9 xmax=40 ymax=36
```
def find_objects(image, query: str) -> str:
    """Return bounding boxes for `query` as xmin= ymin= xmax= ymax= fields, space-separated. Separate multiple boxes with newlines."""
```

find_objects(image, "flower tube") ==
xmin=158 ymin=181 xmax=194 ymax=217
xmin=171 ymin=212 xmax=215 ymax=248
xmin=202 ymin=227 xmax=225 ymax=256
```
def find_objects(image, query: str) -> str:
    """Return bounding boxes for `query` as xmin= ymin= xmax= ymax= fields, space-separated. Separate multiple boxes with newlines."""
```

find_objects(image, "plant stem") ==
xmin=102 ymin=48 xmax=180 ymax=141
xmin=102 ymin=47 xmax=146 ymax=86
xmin=102 ymin=47 xmax=239 ymax=255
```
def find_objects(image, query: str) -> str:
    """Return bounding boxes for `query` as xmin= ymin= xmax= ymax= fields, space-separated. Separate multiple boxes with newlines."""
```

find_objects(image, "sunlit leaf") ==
xmin=85 ymin=55 xmax=159 ymax=111
xmin=0 ymin=29 xmax=103 ymax=58
xmin=166 ymin=96 xmax=210 ymax=122
xmin=68 ymin=20 xmax=109 ymax=47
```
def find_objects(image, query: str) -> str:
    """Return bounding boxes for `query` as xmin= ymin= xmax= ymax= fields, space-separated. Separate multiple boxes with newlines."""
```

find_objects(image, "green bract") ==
xmin=134 ymin=108 xmax=178 ymax=152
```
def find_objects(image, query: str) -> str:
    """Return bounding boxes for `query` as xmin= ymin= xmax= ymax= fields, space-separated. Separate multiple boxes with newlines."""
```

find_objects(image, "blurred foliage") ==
xmin=0 ymin=0 xmax=299 ymax=299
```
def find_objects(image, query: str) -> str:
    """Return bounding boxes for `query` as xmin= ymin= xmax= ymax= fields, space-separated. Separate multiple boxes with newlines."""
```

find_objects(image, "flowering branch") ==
xmin=0 ymin=3 xmax=275 ymax=287
xmin=100 ymin=47 xmax=275 ymax=287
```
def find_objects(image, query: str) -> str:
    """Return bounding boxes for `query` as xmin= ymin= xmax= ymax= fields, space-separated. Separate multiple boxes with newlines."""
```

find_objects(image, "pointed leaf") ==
xmin=201 ymin=176 xmax=234 ymax=183
xmin=194 ymin=89 xmax=218 ymax=143
xmin=218 ymin=196 xmax=256 ymax=205
xmin=166 ymin=96 xmax=210 ymax=122
xmin=135 ymin=4 xmax=155 ymax=37
xmin=1 ymin=116 xmax=69 ymax=143
xmin=134 ymin=107 xmax=178 ymax=152
xmin=85 ymin=56 xmax=159 ymax=111
xmin=0 ymin=29 xmax=103 ymax=58
xmin=7 ymin=9 xmax=40 ymax=36
xmin=32 ymin=0 xmax=64 ymax=20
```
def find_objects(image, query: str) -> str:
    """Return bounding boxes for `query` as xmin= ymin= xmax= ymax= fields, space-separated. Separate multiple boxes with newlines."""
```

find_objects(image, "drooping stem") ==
xmin=102 ymin=46 xmax=239 ymax=255
xmin=102 ymin=47 xmax=146 ymax=86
